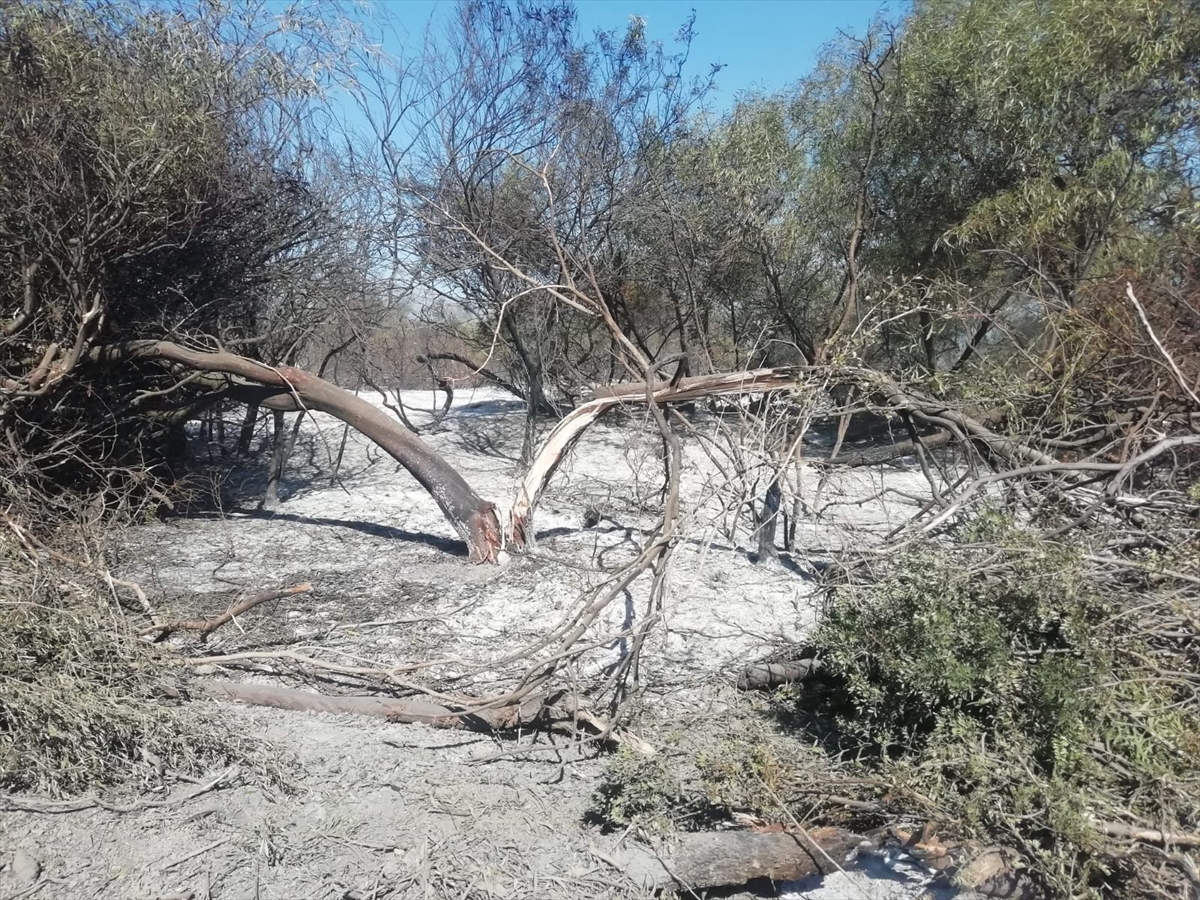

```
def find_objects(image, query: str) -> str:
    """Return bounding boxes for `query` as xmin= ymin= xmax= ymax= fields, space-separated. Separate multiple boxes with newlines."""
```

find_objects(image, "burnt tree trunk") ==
xmin=261 ymin=410 xmax=286 ymax=509
xmin=261 ymin=410 xmax=303 ymax=511
xmin=618 ymin=829 xmax=866 ymax=890
xmin=236 ymin=402 xmax=259 ymax=456
xmin=756 ymin=476 xmax=782 ymax=564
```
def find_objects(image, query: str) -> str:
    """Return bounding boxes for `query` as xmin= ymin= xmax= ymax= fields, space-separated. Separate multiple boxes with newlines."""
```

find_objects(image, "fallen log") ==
xmin=736 ymin=658 xmax=823 ymax=691
xmin=615 ymin=828 xmax=866 ymax=890
xmin=203 ymin=680 xmax=551 ymax=730
xmin=202 ymin=681 xmax=654 ymax=753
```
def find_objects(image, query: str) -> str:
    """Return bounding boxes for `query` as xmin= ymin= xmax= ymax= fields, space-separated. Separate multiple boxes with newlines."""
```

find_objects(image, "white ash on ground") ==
xmin=2 ymin=389 xmax=943 ymax=900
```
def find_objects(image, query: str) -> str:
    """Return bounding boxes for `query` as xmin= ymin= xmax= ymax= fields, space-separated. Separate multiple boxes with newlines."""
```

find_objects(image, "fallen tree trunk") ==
xmin=616 ymin=828 xmax=865 ymax=890
xmin=203 ymin=680 xmax=656 ymax=753
xmin=94 ymin=341 xmax=503 ymax=562
xmin=737 ymin=658 xmax=823 ymax=691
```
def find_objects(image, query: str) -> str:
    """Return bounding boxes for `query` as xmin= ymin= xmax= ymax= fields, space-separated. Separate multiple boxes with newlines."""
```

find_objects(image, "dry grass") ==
xmin=0 ymin=535 xmax=266 ymax=796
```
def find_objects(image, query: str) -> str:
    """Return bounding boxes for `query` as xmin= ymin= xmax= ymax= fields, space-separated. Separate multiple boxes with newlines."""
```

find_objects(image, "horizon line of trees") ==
xmin=0 ymin=0 xmax=1197 ymax=524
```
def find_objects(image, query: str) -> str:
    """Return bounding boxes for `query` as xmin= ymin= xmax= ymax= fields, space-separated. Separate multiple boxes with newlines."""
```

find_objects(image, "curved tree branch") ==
xmin=92 ymin=340 xmax=503 ymax=561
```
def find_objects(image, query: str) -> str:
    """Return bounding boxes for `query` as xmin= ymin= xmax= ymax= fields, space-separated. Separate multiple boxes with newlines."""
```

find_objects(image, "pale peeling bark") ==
xmin=511 ymin=367 xmax=822 ymax=542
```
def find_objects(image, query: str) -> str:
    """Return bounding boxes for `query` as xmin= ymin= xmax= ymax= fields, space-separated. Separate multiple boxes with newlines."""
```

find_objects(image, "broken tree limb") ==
xmin=203 ymin=680 xmax=546 ymax=729
xmin=590 ymin=365 xmax=824 ymax=403
xmin=616 ymin=828 xmax=866 ymax=891
xmin=512 ymin=364 xmax=1005 ymax=540
xmin=140 ymin=583 xmax=312 ymax=640
xmin=511 ymin=367 xmax=825 ymax=541
xmin=206 ymin=681 xmax=628 ymax=734
xmin=92 ymin=341 xmax=502 ymax=562
xmin=203 ymin=680 xmax=654 ymax=752
xmin=1092 ymin=819 xmax=1200 ymax=848
xmin=417 ymin=351 xmax=534 ymax=409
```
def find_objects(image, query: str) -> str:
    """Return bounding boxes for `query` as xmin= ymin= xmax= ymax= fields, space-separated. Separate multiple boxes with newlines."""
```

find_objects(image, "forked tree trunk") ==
xmin=103 ymin=341 xmax=503 ymax=562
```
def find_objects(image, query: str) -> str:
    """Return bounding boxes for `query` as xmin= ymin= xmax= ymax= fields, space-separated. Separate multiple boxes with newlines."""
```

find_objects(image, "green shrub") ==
xmin=695 ymin=733 xmax=796 ymax=813
xmin=589 ymin=746 xmax=681 ymax=833
xmin=816 ymin=522 xmax=1103 ymax=771
xmin=0 ymin=540 xmax=265 ymax=796
xmin=806 ymin=517 xmax=1200 ymax=897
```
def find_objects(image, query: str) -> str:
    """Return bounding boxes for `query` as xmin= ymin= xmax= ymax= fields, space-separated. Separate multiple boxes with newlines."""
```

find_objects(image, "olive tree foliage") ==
xmin=0 ymin=1 xmax=372 ymax=523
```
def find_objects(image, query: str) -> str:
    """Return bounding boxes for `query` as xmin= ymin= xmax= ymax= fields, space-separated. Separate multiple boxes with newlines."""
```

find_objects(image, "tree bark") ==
xmin=756 ymin=477 xmax=782 ymax=564
xmin=236 ymin=402 xmax=259 ymax=456
xmin=738 ymin=658 xmax=823 ymax=691
xmin=262 ymin=410 xmax=305 ymax=510
xmin=261 ymin=410 xmax=286 ymax=509
xmin=617 ymin=829 xmax=866 ymax=891
xmin=96 ymin=341 xmax=503 ymax=562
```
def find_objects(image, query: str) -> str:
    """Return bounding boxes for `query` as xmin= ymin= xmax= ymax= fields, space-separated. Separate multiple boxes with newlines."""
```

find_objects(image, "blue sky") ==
xmin=370 ymin=0 xmax=895 ymax=109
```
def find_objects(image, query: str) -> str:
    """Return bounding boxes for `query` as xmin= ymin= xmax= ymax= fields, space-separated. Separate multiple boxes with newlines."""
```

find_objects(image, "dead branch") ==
xmin=361 ymin=371 xmax=421 ymax=433
xmin=202 ymin=680 xmax=646 ymax=751
xmin=417 ymin=351 xmax=530 ymax=405
xmin=1 ymin=509 xmax=152 ymax=613
xmin=139 ymin=583 xmax=312 ymax=640
xmin=0 ymin=768 xmax=237 ymax=815
xmin=1126 ymin=283 xmax=1200 ymax=408
xmin=1093 ymin=819 xmax=1200 ymax=849
xmin=513 ymin=366 xmax=823 ymax=540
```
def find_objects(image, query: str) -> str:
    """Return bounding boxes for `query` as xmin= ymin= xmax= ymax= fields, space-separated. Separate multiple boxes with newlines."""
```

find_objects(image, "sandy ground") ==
xmin=1 ymin=388 xmax=945 ymax=900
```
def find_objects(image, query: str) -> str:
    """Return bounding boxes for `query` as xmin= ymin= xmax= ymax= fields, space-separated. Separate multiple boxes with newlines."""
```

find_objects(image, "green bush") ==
xmin=0 ymin=539 xmax=265 ymax=796
xmin=695 ymin=732 xmax=796 ymax=813
xmin=806 ymin=517 xmax=1200 ymax=897
xmin=589 ymin=746 xmax=681 ymax=833
xmin=816 ymin=520 xmax=1102 ymax=767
